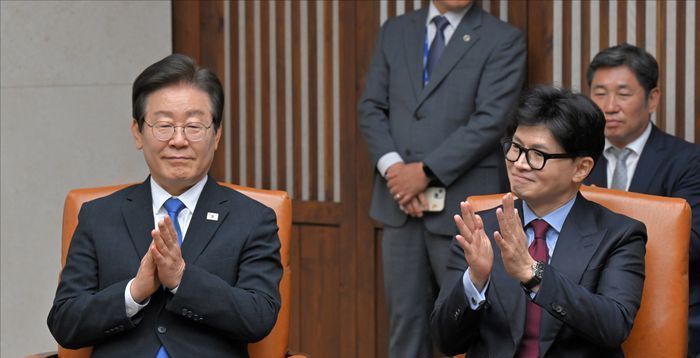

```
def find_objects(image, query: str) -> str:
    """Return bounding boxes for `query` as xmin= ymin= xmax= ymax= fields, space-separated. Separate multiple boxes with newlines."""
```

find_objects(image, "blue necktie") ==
xmin=426 ymin=16 xmax=449 ymax=82
xmin=156 ymin=198 xmax=185 ymax=358
xmin=163 ymin=197 xmax=185 ymax=245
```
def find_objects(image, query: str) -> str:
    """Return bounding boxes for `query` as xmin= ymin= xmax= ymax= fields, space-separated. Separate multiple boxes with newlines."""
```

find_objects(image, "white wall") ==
xmin=0 ymin=1 xmax=171 ymax=356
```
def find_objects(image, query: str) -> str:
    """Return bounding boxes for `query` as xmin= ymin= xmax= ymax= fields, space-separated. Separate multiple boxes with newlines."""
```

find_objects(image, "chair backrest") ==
xmin=465 ymin=185 xmax=690 ymax=358
xmin=57 ymin=182 xmax=292 ymax=358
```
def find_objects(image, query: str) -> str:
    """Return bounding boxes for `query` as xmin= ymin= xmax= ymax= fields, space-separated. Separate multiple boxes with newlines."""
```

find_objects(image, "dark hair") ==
xmin=586 ymin=43 xmax=658 ymax=99
xmin=507 ymin=86 xmax=605 ymax=163
xmin=132 ymin=53 xmax=223 ymax=131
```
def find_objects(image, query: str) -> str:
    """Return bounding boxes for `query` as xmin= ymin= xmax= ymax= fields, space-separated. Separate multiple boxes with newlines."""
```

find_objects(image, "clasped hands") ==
xmin=130 ymin=216 xmax=186 ymax=303
xmin=386 ymin=162 xmax=430 ymax=217
xmin=453 ymin=193 xmax=536 ymax=291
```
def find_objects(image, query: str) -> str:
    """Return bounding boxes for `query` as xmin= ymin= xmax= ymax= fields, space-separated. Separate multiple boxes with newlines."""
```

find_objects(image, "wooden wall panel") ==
xmin=354 ymin=0 xmax=380 ymax=355
xmin=298 ymin=224 xmax=342 ymax=357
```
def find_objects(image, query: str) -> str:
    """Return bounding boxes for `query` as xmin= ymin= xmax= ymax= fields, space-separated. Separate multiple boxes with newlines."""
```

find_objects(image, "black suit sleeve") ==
xmin=534 ymin=220 xmax=647 ymax=348
xmin=47 ymin=202 xmax=139 ymax=349
xmin=431 ymin=238 xmax=482 ymax=355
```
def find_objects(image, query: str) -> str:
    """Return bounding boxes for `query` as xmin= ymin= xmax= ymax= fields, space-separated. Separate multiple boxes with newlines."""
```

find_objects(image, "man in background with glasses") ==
xmin=432 ymin=86 xmax=647 ymax=357
xmin=48 ymin=54 xmax=282 ymax=357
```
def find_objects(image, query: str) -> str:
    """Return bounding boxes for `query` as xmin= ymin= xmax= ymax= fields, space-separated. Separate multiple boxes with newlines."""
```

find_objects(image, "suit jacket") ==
xmin=431 ymin=194 xmax=647 ymax=357
xmin=48 ymin=177 xmax=283 ymax=358
xmin=358 ymin=5 xmax=526 ymax=235
xmin=586 ymin=124 xmax=700 ymax=307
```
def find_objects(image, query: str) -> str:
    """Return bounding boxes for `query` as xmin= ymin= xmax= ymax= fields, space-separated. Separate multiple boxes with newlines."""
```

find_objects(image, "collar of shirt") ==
xmin=150 ymin=176 xmax=208 ymax=240
xmin=521 ymin=195 xmax=577 ymax=261
xmin=151 ymin=175 xmax=207 ymax=215
xmin=426 ymin=1 xmax=471 ymax=45
xmin=603 ymin=120 xmax=652 ymax=157
xmin=603 ymin=121 xmax=652 ymax=189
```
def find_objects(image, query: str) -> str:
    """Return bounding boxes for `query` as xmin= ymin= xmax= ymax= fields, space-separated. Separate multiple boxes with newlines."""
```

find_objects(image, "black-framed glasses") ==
xmin=145 ymin=121 xmax=212 ymax=142
xmin=500 ymin=137 xmax=577 ymax=170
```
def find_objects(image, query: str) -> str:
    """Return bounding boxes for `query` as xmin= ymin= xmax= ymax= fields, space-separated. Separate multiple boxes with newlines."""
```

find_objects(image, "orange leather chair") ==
xmin=462 ymin=185 xmax=690 ymax=358
xmin=33 ymin=183 xmax=307 ymax=358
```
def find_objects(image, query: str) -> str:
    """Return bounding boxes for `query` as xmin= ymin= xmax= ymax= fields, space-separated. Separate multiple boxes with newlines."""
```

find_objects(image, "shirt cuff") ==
xmin=377 ymin=152 xmax=404 ymax=178
xmin=462 ymin=267 xmax=489 ymax=310
xmin=125 ymin=279 xmax=150 ymax=318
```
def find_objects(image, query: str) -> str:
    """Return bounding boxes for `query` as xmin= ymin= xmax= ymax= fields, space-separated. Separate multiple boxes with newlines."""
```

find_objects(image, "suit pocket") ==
xmin=579 ymin=265 xmax=603 ymax=291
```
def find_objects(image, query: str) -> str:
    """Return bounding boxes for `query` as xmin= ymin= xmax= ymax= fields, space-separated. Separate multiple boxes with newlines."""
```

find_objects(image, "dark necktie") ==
xmin=156 ymin=198 xmax=185 ymax=358
xmin=517 ymin=219 xmax=550 ymax=358
xmin=426 ymin=15 xmax=449 ymax=82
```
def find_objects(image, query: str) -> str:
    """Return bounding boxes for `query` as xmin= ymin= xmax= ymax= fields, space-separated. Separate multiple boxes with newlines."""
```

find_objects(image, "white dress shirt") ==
xmin=375 ymin=2 xmax=472 ymax=177
xmin=124 ymin=175 xmax=208 ymax=317
xmin=603 ymin=122 xmax=652 ymax=191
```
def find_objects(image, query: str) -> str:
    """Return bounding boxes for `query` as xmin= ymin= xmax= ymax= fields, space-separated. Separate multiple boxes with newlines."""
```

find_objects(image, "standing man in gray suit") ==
xmin=358 ymin=1 xmax=526 ymax=356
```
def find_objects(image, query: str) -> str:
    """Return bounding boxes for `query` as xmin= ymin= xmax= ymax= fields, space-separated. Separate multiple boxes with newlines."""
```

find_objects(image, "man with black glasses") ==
xmin=432 ymin=86 xmax=647 ymax=357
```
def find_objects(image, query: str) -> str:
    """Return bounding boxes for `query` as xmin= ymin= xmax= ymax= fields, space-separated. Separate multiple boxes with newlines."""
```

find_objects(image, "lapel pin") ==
xmin=463 ymin=34 xmax=471 ymax=42
xmin=206 ymin=212 xmax=219 ymax=221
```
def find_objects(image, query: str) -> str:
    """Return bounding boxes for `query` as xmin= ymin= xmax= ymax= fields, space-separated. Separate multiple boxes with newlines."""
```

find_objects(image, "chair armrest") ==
xmin=25 ymin=352 xmax=58 ymax=358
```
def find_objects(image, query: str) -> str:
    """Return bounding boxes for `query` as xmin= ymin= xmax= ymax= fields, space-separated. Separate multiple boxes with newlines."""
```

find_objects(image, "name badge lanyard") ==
xmin=423 ymin=25 xmax=430 ymax=87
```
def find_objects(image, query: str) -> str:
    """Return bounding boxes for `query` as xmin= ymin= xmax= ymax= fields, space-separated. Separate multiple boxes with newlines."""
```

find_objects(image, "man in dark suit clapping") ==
xmin=48 ymin=54 xmax=282 ymax=357
xmin=432 ymin=86 xmax=647 ymax=357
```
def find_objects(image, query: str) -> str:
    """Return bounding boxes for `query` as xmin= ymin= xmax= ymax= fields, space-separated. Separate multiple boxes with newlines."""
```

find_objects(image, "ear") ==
xmin=572 ymin=156 xmax=595 ymax=184
xmin=646 ymin=87 xmax=661 ymax=114
xmin=213 ymin=123 xmax=222 ymax=150
xmin=131 ymin=119 xmax=143 ymax=150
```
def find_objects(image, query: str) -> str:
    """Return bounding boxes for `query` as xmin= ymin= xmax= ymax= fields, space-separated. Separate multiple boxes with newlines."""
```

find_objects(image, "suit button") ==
xmin=551 ymin=303 xmax=562 ymax=313
xmin=187 ymin=311 xmax=193 ymax=318
xmin=157 ymin=326 xmax=167 ymax=334
xmin=181 ymin=308 xmax=188 ymax=316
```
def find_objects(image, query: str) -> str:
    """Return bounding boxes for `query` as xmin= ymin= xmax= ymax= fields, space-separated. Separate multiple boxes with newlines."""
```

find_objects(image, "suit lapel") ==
xmin=181 ymin=178 xmax=230 ymax=263
xmin=404 ymin=8 xmax=428 ymax=102
xmin=416 ymin=5 xmax=482 ymax=110
xmin=539 ymin=194 xmax=606 ymax=355
xmin=122 ymin=179 xmax=155 ymax=259
xmin=490 ymin=200 xmax=526 ymax=346
xmin=629 ymin=125 xmax=664 ymax=193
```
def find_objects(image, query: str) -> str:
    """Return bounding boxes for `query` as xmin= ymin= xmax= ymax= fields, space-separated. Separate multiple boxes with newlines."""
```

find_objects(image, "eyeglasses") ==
xmin=500 ymin=137 xmax=577 ymax=170
xmin=145 ymin=121 xmax=212 ymax=142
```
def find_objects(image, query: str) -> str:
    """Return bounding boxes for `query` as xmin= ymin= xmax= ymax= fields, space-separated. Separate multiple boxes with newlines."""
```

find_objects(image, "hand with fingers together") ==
xmin=150 ymin=215 xmax=186 ymax=290
xmin=493 ymin=193 xmax=536 ymax=284
xmin=400 ymin=192 xmax=428 ymax=218
xmin=453 ymin=200 xmax=494 ymax=291
xmin=130 ymin=249 xmax=160 ymax=303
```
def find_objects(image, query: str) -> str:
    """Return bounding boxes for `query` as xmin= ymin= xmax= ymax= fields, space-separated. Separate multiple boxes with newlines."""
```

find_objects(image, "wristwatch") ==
xmin=521 ymin=261 xmax=545 ymax=291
